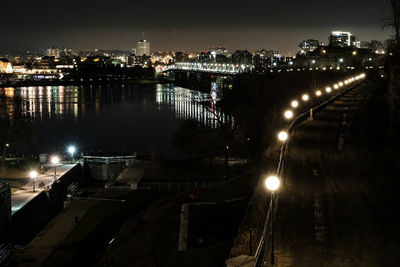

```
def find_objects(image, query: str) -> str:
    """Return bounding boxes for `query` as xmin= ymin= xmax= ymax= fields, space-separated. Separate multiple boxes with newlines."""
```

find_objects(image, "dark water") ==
xmin=0 ymin=84 xmax=218 ymax=155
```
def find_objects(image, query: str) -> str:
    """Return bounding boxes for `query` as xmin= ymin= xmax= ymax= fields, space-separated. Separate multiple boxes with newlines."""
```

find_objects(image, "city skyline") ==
xmin=0 ymin=0 xmax=392 ymax=55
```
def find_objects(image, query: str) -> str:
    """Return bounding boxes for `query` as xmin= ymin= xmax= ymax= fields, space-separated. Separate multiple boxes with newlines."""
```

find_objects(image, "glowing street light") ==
xmin=325 ymin=87 xmax=332 ymax=93
xmin=284 ymin=110 xmax=293 ymax=120
xmin=29 ymin=170 xmax=38 ymax=192
xmin=315 ymin=90 xmax=322 ymax=96
xmin=265 ymin=175 xmax=280 ymax=191
xmin=264 ymin=175 xmax=280 ymax=264
xmin=291 ymin=100 xmax=299 ymax=108
xmin=278 ymin=131 xmax=288 ymax=142
xmin=302 ymin=94 xmax=309 ymax=101
xmin=51 ymin=156 xmax=60 ymax=179
xmin=67 ymin=146 xmax=76 ymax=163
xmin=334 ymin=84 xmax=339 ymax=89
xmin=339 ymin=82 xmax=344 ymax=87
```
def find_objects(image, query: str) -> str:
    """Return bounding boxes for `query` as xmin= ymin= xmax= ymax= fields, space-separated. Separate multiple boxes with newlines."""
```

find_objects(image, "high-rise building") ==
xmin=136 ymin=40 xmax=150 ymax=56
xmin=329 ymin=31 xmax=357 ymax=47
xmin=298 ymin=39 xmax=320 ymax=55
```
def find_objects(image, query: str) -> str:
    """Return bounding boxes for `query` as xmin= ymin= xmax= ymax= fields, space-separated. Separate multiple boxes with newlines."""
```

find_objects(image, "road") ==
xmin=274 ymin=81 xmax=400 ymax=266
xmin=11 ymin=163 xmax=77 ymax=215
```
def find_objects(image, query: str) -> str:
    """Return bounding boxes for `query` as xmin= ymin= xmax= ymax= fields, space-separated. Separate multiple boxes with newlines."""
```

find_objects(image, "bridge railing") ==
xmin=166 ymin=62 xmax=255 ymax=74
xmin=254 ymin=75 xmax=366 ymax=266
xmin=83 ymin=154 xmax=136 ymax=164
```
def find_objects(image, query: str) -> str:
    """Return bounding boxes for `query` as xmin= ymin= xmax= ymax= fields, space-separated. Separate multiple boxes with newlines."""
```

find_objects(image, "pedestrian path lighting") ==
xmin=284 ymin=110 xmax=293 ymax=120
xmin=339 ymin=82 xmax=344 ymax=87
xmin=302 ymin=94 xmax=309 ymax=101
xmin=291 ymin=100 xmax=299 ymax=108
xmin=67 ymin=146 xmax=76 ymax=163
xmin=325 ymin=87 xmax=332 ymax=93
xmin=29 ymin=170 xmax=38 ymax=192
xmin=51 ymin=156 xmax=60 ymax=179
xmin=334 ymin=84 xmax=339 ymax=89
xmin=265 ymin=175 xmax=280 ymax=264
xmin=265 ymin=175 xmax=280 ymax=191
xmin=315 ymin=90 xmax=322 ymax=96
xmin=278 ymin=131 xmax=288 ymax=142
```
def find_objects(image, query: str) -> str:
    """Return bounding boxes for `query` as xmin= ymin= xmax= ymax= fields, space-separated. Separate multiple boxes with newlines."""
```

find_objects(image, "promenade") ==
xmin=11 ymin=163 xmax=77 ymax=215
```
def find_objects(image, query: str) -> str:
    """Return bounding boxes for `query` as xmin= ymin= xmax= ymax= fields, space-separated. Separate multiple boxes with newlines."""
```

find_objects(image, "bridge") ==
xmin=164 ymin=62 xmax=254 ymax=75
xmin=160 ymin=62 xmax=382 ymax=76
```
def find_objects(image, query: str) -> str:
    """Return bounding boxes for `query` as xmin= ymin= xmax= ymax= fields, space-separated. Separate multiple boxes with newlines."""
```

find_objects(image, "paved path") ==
xmin=19 ymin=199 xmax=98 ymax=267
xmin=11 ymin=163 xmax=77 ymax=214
xmin=274 ymin=82 xmax=400 ymax=266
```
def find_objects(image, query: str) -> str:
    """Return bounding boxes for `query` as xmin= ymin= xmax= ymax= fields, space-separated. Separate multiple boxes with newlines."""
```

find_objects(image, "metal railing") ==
xmin=0 ymin=182 xmax=9 ymax=194
xmin=83 ymin=154 xmax=136 ymax=164
xmin=0 ymin=244 xmax=10 ymax=265
xmin=254 ymin=78 xmax=365 ymax=266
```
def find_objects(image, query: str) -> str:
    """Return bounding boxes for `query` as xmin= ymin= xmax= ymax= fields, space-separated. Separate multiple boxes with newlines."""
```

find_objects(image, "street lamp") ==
xmin=265 ymin=175 xmax=280 ymax=265
xmin=29 ymin=170 xmax=38 ymax=192
xmin=302 ymin=94 xmax=309 ymax=101
xmin=51 ymin=156 xmax=60 ymax=179
xmin=277 ymin=131 xmax=288 ymax=142
xmin=291 ymin=100 xmax=299 ymax=108
xmin=67 ymin=146 xmax=76 ymax=163
xmin=284 ymin=110 xmax=293 ymax=120
xmin=325 ymin=87 xmax=332 ymax=93
xmin=315 ymin=90 xmax=322 ymax=96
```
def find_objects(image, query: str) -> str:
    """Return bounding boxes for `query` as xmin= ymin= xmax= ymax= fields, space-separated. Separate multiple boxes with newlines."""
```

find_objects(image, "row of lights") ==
xmin=29 ymin=146 xmax=76 ymax=192
xmin=262 ymin=73 xmax=366 ymax=264
xmin=269 ymin=73 xmax=367 ymax=187
xmin=280 ymin=73 xmax=366 ymax=134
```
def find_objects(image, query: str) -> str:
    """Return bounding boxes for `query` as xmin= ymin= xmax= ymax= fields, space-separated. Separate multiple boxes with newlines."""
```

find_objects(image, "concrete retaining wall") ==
xmin=0 ymin=184 xmax=11 ymax=244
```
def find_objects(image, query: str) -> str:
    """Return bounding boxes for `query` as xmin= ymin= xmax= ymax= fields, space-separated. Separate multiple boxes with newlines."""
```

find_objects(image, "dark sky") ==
xmin=0 ymin=0 xmax=392 ymax=55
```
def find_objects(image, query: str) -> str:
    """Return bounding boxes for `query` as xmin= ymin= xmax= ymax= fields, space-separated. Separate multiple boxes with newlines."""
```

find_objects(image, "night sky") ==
xmin=0 ymin=0 xmax=391 ymax=55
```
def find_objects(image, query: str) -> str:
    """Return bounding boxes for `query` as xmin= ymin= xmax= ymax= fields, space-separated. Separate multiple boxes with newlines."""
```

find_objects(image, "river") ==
xmin=0 ymin=83 xmax=220 ymax=156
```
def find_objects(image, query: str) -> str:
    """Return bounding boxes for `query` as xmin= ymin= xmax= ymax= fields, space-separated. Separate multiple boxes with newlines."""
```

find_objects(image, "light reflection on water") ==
xmin=0 ymin=84 xmax=225 ymax=155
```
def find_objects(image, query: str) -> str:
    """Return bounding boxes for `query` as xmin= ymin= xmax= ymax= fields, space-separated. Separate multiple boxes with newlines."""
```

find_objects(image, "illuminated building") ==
xmin=329 ymin=31 xmax=358 ymax=47
xmin=0 ymin=58 xmax=13 ymax=73
xmin=136 ymin=40 xmax=151 ymax=56
xmin=46 ymin=47 xmax=61 ymax=58
xmin=78 ymin=56 xmax=111 ymax=68
xmin=298 ymin=39 xmax=320 ymax=55
xmin=209 ymin=47 xmax=228 ymax=56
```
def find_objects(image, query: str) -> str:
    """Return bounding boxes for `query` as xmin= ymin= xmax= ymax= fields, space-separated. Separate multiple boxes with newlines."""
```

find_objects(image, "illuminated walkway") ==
xmin=11 ymin=164 xmax=77 ymax=215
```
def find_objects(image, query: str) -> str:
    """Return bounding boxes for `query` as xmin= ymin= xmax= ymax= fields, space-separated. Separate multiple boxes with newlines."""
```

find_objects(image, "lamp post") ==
xmin=51 ymin=156 xmax=59 ymax=180
xmin=284 ymin=110 xmax=293 ymax=120
xmin=1 ymin=143 xmax=9 ymax=182
xmin=68 ymin=146 xmax=76 ymax=164
xmin=277 ymin=131 xmax=288 ymax=142
xmin=265 ymin=175 xmax=280 ymax=265
xmin=29 ymin=170 xmax=38 ymax=192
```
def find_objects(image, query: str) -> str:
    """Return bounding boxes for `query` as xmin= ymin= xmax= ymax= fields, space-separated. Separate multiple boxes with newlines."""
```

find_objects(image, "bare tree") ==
xmin=384 ymin=0 xmax=400 ymax=50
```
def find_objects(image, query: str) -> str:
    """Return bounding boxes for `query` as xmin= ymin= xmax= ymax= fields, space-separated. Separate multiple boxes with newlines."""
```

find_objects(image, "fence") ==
xmin=254 ymin=75 xmax=366 ymax=266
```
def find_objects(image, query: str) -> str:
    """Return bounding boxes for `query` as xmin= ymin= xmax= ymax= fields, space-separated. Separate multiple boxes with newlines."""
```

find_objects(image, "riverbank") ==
xmin=18 ymin=158 xmax=256 ymax=266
